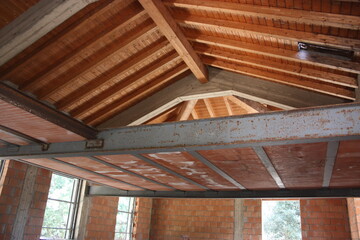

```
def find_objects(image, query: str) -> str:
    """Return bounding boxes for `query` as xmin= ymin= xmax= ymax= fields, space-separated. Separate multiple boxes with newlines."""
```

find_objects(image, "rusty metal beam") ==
xmin=0 ymin=103 xmax=359 ymax=159
xmin=0 ymin=82 xmax=97 ymax=139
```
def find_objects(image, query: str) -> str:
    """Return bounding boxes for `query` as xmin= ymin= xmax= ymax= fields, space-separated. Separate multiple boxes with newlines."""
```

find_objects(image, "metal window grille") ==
xmin=41 ymin=173 xmax=82 ymax=240
xmin=114 ymin=197 xmax=135 ymax=240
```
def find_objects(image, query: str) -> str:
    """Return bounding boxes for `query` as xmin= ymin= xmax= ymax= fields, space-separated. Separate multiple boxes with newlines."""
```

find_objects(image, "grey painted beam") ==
xmin=0 ymin=103 xmax=358 ymax=160
xmin=0 ymin=0 xmax=98 ymax=66
xmin=252 ymin=147 xmax=285 ymax=188
xmin=322 ymin=141 xmax=340 ymax=187
xmin=188 ymin=151 xmax=245 ymax=189
xmin=0 ymin=82 xmax=97 ymax=139
xmin=99 ymin=67 xmax=348 ymax=128
xmin=87 ymin=185 xmax=360 ymax=198
xmin=133 ymin=154 xmax=209 ymax=190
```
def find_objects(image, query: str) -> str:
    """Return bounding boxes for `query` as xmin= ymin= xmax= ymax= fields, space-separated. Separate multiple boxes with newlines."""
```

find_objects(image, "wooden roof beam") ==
xmin=176 ymin=100 xmax=198 ymax=121
xmin=164 ymin=0 xmax=360 ymax=30
xmin=175 ymin=14 xmax=360 ymax=51
xmin=0 ymin=0 xmax=99 ymax=67
xmin=138 ymin=0 xmax=208 ymax=83
xmin=226 ymin=96 xmax=258 ymax=114
xmin=223 ymin=97 xmax=234 ymax=116
xmin=187 ymin=32 xmax=360 ymax=74
xmin=99 ymin=67 xmax=348 ymax=128
xmin=203 ymin=99 xmax=215 ymax=117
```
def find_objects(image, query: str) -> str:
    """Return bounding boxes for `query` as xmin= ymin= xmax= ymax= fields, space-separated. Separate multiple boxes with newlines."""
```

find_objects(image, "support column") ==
xmin=347 ymin=198 xmax=360 ymax=240
xmin=234 ymin=199 xmax=245 ymax=240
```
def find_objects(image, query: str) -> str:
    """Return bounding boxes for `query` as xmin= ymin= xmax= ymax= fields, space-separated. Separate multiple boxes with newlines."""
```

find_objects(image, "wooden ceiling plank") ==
xmin=99 ymin=67 xmax=348 ymax=129
xmin=85 ymin=63 xmax=189 ymax=125
xmin=203 ymin=98 xmax=215 ymax=117
xmin=164 ymin=0 xmax=360 ymax=30
xmin=176 ymin=14 xmax=360 ymax=51
xmin=194 ymin=43 xmax=357 ymax=88
xmin=223 ymin=96 xmax=234 ymax=116
xmin=191 ymin=109 xmax=199 ymax=120
xmin=0 ymin=0 xmax=112 ymax=79
xmin=138 ymin=0 xmax=208 ymax=83
xmin=176 ymin=100 xmax=198 ymax=121
xmin=57 ymin=37 xmax=170 ymax=110
xmin=187 ymin=33 xmax=360 ymax=74
xmin=19 ymin=5 xmax=147 ymax=91
xmin=32 ymin=19 xmax=156 ymax=99
xmin=202 ymin=56 xmax=355 ymax=100
xmin=70 ymin=51 xmax=180 ymax=118
xmin=0 ymin=0 xmax=99 ymax=67
xmin=226 ymin=96 xmax=258 ymax=114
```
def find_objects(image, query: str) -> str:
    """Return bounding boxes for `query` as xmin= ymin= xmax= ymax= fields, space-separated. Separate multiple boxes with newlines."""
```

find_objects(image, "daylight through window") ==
xmin=41 ymin=173 xmax=82 ymax=239
xmin=115 ymin=197 xmax=135 ymax=240
xmin=262 ymin=200 xmax=302 ymax=240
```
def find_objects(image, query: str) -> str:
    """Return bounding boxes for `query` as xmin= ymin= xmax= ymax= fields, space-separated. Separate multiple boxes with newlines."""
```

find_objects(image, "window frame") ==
xmin=41 ymin=173 xmax=82 ymax=240
xmin=114 ymin=197 xmax=136 ymax=240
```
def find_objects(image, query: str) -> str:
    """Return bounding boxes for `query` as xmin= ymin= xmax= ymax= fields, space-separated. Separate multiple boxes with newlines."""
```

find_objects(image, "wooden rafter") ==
xmin=57 ymin=37 xmax=170 ymax=110
xmin=203 ymin=99 xmax=215 ymax=117
xmin=191 ymin=109 xmax=199 ymax=120
xmin=138 ymin=0 xmax=208 ymax=83
xmin=223 ymin=96 xmax=234 ymax=116
xmin=28 ymin=18 xmax=156 ymax=97
xmin=175 ymin=14 xmax=360 ymax=51
xmin=226 ymin=96 xmax=258 ymax=114
xmin=0 ymin=0 xmax=99 ymax=66
xmin=202 ymin=56 xmax=355 ymax=100
xmin=193 ymin=42 xmax=357 ymax=88
xmin=176 ymin=100 xmax=198 ymax=121
xmin=164 ymin=0 xmax=360 ymax=30
xmin=85 ymin=63 xmax=190 ymax=125
xmin=186 ymin=32 xmax=360 ymax=74
xmin=71 ymin=50 xmax=180 ymax=118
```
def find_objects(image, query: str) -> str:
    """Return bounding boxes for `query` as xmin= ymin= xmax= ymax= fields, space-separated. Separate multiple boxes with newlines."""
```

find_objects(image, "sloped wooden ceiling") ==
xmin=0 ymin=0 xmax=359 ymax=129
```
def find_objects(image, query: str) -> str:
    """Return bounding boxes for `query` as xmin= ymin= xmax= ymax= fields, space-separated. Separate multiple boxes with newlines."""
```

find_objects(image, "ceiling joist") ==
xmin=138 ymin=0 xmax=208 ymax=83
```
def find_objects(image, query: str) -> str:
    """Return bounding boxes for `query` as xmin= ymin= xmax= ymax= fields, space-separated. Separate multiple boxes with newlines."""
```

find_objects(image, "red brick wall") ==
xmin=133 ymin=198 xmax=153 ymax=240
xmin=0 ymin=160 xmax=51 ymax=240
xmin=347 ymin=198 xmax=360 ymax=240
xmin=84 ymin=196 xmax=119 ymax=240
xmin=301 ymin=199 xmax=351 ymax=240
xmin=150 ymin=199 xmax=234 ymax=240
xmin=242 ymin=199 xmax=262 ymax=240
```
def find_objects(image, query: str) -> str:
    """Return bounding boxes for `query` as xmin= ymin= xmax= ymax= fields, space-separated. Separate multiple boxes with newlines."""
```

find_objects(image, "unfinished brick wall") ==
xmin=242 ymin=199 xmax=262 ymax=240
xmin=133 ymin=198 xmax=153 ymax=240
xmin=301 ymin=199 xmax=351 ymax=240
xmin=347 ymin=198 xmax=360 ymax=240
xmin=150 ymin=199 xmax=234 ymax=240
xmin=0 ymin=160 xmax=51 ymax=240
xmin=84 ymin=196 xmax=119 ymax=240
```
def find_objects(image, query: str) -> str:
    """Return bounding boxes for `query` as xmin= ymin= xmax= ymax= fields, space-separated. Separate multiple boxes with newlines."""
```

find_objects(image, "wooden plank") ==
xmin=99 ymin=67 xmax=347 ymax=128
xmin=194 ymin=43 xmax=357 ymax=88
xmin=139 ymin=0 xmax=208 ymax=83
xmin=33 ymin=20 xmax=157 ymax=99
xmin=85 ymin=63 xmax=189 ymax=125
xmin=191 ymin=109 xmax=199 ymax=120
xmin=223 ymin=97 xmax=234 ymax=115
xmin=175 ymin=14 xmax=360 ymax=51
xmin=203 ymin=99 xmax=215 ymax=117
xmin=176 ymin=100 xmax=198 ymax=121
xmin=0 ymin=0 xmax=98 ymax=66
xmin=187 ymin=33 xmax=360 ymax=74
xmin=70 ymin=51 xmax=180 ymax=118
xmin=202 ymin=56 xmax=355 ymax=100
xmin=57 ymin=37 xmax=170 ymax=110
xmin=227 ymin=96 xmax=258 ymax=114
xmin=164 ymin=0 xmax=360 ymax=30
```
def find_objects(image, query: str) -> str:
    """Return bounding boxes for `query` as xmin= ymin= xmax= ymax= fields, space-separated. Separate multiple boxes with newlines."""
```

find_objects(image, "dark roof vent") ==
xmin=298 ymin=42 xmax=354 ymax=60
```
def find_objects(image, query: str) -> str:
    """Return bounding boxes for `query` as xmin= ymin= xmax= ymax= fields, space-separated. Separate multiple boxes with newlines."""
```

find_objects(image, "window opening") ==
xmin=41 ymin=173 xmax=82 ymax=239
xmin=262 ymin=200 xmax=301 ymax=240
xmin=115 ymin=197 xmax=135 ymax=240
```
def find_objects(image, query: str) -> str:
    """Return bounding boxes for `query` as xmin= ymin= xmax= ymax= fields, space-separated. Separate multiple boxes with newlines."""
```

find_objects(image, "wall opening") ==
xmin=115 ymin=197 xmax=135 ymax=240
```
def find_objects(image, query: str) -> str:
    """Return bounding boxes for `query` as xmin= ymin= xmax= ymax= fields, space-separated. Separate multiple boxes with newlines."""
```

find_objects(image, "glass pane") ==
xmin=48 ymin=174 xmax=76 ymax=202
xmin=116 ymin=212 xmax=129 ymax=233
xmin=118 ymin=197 xmax=131 ymax=212
xmin=42 ymin=199 xmax=71 ymax=228
xmin=41 ymin=228 xmax=67 ymax=239
xmin=262 ymin=200 xmax=301 ymax=240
